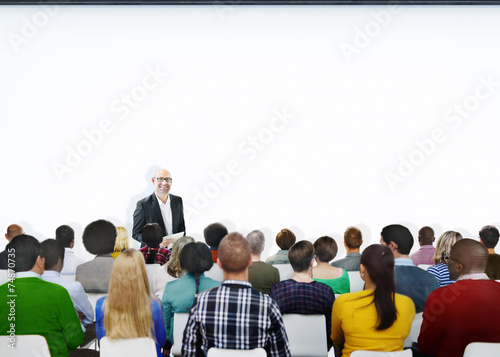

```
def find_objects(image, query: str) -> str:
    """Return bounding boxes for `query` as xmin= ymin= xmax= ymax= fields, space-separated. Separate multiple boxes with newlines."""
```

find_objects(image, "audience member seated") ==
xmin=247 ymin=230 xmax=280 ymax=294
xmin=270 ymin=240 xmax=335 ymax=350
xmin=266 ymin=228 xmax=296 ymax=266
xmin=96 ymin=249 xmax=166 ymax=357
xmin=0 ymin=224 xmax=24 ymax=269
xmin=139 ymin=223 xmax=171 ymax=265
xmin=56 ymin=224 xmax=87 ymax=275
xmin=111 ymin=226 xmax=130 ymax=259
xmin=203 ymin=222 xmax=228 ymax=263
xmin=479 ymin=225 xmax=500 ymax=279
xmin=331 ymin=244 xmax=415 ymax=357
xmin=427 ymin=230 xmax=463 ymax=287
xmin=153 ymin=235 xmax=194 ymax=296
xmin=410 ymin=226 xmax=436 ymax=266
xmin=381 ymin=224 xmax=439 ymax=313
xmin=76 ymin=219 xmax=116 ymax=293
xmin=331 ymin=226 xmax=363 ymax=271
xmin=312 ymin=236 xmax=350 ymax=294
xmin=0 ymin=235 xmax=84 ymax=356
xmin=418 ymin=239 xmax=500 ymax=357
xmin=182 ymin=233 xmax=291 ymax=357
xmin=41 ymin=239 xmax=94 ymax=329
xmin=162 ymin=242 xmax=220 ymax=347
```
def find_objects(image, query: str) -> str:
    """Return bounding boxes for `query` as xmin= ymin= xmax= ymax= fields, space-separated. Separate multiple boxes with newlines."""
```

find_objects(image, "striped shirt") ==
xmin=182 ymin=280 xmax=291 ymax=357
xmin=427 ymin=262 xmax=455 ymax=287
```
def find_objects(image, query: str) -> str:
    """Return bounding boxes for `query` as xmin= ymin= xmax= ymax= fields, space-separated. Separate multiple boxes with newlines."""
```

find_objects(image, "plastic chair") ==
xmin=282 ymin=314 xmax=328 ymax=357
xmin=0 ymin=335 xmax=51 ymax=357
xmin=351 ymin=350 xmax=412 ymax=356
xmin=347 ymin=271 xmax=365 ymax=293
xmin=171 ymin=312 xmax=190 ymax=356
xmin=275 ymin=264 xmax=294 ymax=281
xmin=145 ymin=263 xmax=160 ymax=293
xmin=404 ymin=312 xmax=423 ymax=348
xmin=99 ymin=336 xmax=156 ymax=357
xmin=207 ymin=348 xmax=267 ymax=357
xmin=417 ymin=265 xmax=431 ymax=271
xmin=463 ymin=342 xmax=500 ymax=356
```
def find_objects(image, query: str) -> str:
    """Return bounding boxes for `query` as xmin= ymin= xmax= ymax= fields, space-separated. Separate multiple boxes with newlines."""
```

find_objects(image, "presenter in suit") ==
xmin=133 ymin=168 xmax=186 ymax=246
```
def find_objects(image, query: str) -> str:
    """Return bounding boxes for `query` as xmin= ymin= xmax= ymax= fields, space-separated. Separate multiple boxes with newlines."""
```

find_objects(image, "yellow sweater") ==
xmin=331 ymin=289 xmax=415 ymax=357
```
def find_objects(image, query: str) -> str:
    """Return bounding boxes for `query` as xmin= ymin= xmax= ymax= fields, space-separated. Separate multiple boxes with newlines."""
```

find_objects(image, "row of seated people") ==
xmin=1 ymin=221 xmax=500 ymax=357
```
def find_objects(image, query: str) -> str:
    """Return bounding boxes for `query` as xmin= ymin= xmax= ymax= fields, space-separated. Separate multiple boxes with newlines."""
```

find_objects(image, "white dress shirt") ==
xmin=42 ymin=270 xmax=94 ymax=326
xmin=61 ymin=248 xmax=87 ymax=275
xmin=156 ymin=194 xmax=173 ymax=236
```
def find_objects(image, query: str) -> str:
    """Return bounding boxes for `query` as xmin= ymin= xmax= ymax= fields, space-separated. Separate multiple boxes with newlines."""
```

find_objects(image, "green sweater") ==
xmin=1 ymin=277 xmax=84 ymax=357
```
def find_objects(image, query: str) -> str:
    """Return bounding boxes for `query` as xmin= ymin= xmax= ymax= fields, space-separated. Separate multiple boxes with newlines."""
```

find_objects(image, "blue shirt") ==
xmin=96 ymin=297 xmax=166 ymax=357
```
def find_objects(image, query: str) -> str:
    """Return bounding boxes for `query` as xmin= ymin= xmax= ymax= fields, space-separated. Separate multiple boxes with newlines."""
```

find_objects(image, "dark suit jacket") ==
xmin=132 ymin=192 xmax=185 ymax=244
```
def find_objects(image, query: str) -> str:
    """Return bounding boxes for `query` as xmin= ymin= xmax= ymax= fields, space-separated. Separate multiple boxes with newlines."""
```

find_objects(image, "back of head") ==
xmin=276 ymin=228 xmax=296 ymax=250
xmin=7 ymin=234 xmax=42 ymax=272
xmin=167 ymin=236 xmax=195 ymax=278
xmin=55 ymin=225 xmax=75 ymax=248
xmin=203 ymin=223 xmax=228 ymax=248
xmin=344 ymin=227 xmax=362 ymax=249
xmin=82 ymin=219 xmax=116 ymax=255
xmin=142 ymin=223 xmax=163 ymax=248
xmin=180 ymin=242 xmax=214 ymax=275
xmin=114 ymin=226 xmax=130 ymax=252
xmin=450 ymin=238 xmax=489 ymax=277
xmin=218 ymin=232 xmax=251 ymax=273
xmin=288 ymin=240 xmax=314 ymax=272
xmin=433 ymin=230 xmax=463 ymax=264
xmin=381 ymin=224 xmax=414 ymax=255
xmin=418 ymin=226 xmax=435 ymax=246
xmin=313 ymin=236 xmax=338 ymax=263
xmin=246 ymin=230 xmax=265 ymax=256
xmin=105 ymin=249 xmax=153 ymax=340
xmin=479 ymin=225 xmax=500 ymax=249
xmin=41 ymin=239 xmax=65 ymax=271
xmin=360 ymin=244 xmax=396 ymax=330
xmin=6 ymin=224 xmax=24 ymax=241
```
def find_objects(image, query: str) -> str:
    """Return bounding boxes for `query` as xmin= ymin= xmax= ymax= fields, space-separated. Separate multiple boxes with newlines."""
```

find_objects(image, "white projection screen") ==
xmin=1 ymin=4 xmax=500 ymax=260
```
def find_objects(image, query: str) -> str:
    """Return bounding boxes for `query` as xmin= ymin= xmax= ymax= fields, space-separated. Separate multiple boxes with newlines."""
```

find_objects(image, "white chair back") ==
xmin=404 ymin=312 xmax=423 ymax=348
xmin=207 ymin=348 xmax=267 ymax=357
xmin=275 ymin=264 xmax=294 ymax=281
xmin=100 ymin=336 xmax=156 ymax=357
xmin=282 ymin=314 xmax=328 ymax=357
xmin=347 ymin=271 xmax=364 ymax=293
xmin=417 ymin=265 xmax=431 ymax=271
xmin=145 ymin=263 xmax=160 ymax=293
xmin=351 ymin=350 xmax=412 ymax=356
xmin=171 ymin=312 xmax=190 ymax=356
xmin=0 ymin=269 xmax=9 ymax=285
xmin=0 ymin=335 xmax=50 ymax=357
xmin=205 ymin=264 xmax=224 ymax=282
xmin=463 ymin=342 xmax=500 ymax=356
xmin=87 ymin=293 xmax=107 ymax=313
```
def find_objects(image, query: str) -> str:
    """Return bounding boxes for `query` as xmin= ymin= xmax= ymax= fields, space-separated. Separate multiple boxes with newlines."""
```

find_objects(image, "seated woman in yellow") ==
xmin=312 ymin=236 xmax=350 ymax=294
xmin=331 ymin=244 xmax=415 ymax=357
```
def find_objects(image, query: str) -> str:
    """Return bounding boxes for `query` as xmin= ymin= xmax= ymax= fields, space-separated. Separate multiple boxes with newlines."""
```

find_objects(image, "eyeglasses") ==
xmin=443 ymin=253 xmax=462 ymax=265
xmin=156 ymin=177 xmax=172 ymax=183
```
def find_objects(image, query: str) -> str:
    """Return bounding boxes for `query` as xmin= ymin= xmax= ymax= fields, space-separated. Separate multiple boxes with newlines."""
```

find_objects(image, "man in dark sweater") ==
xmin=381 ymin=224 xmax=439 ymax=313
xmin=479 ymin=225 xmax=500 ymax=279
xmin=418 ymin=239 xmax=500 ymax=357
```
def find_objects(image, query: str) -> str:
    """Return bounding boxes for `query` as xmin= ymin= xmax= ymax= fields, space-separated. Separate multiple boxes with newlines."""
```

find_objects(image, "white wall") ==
xmin=1 ymin=5 xmax=500 ymax=260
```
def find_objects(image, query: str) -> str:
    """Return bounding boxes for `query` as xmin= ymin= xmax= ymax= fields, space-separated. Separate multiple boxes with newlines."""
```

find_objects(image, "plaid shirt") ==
xmin=182 ymin=280 xmax=291 ymax=357
xmin=139 ymin=246 xmax=171 ymax=265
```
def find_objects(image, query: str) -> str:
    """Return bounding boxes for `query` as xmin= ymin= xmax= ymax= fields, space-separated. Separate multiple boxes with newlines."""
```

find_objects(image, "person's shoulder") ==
xmin=169 ymin=193 xmax=182 ymax=201
xmin=137 ymin=193 xmax=155 ymax=204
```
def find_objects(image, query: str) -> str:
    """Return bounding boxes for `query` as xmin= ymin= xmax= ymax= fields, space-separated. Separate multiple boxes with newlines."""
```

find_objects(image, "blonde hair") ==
xmin=432 ymin=231 xmax=463 ymax=264
xmin=114 ymin=226 xmax=130 ymax=253
xmin=104 ymin=249 xmax=154 ymax=340
xmin=167 ymin=236 xmax=195 ymax=278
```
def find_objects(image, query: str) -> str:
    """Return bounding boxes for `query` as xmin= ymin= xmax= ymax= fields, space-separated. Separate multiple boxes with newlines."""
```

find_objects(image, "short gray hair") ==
xmin=246 ymin=230 xmax=265 ymax=255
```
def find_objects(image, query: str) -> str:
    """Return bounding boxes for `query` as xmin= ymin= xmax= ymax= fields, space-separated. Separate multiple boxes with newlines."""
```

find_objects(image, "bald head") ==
xmin=152 ymin=168 xmax=172 ymax=198
xmin=6 ymin=224 xmax=24 ymax=242
xmin=448 ymin=238 xmax=489 ymax=280
xmin=418 ymin=226 xmax=435 ymax=246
